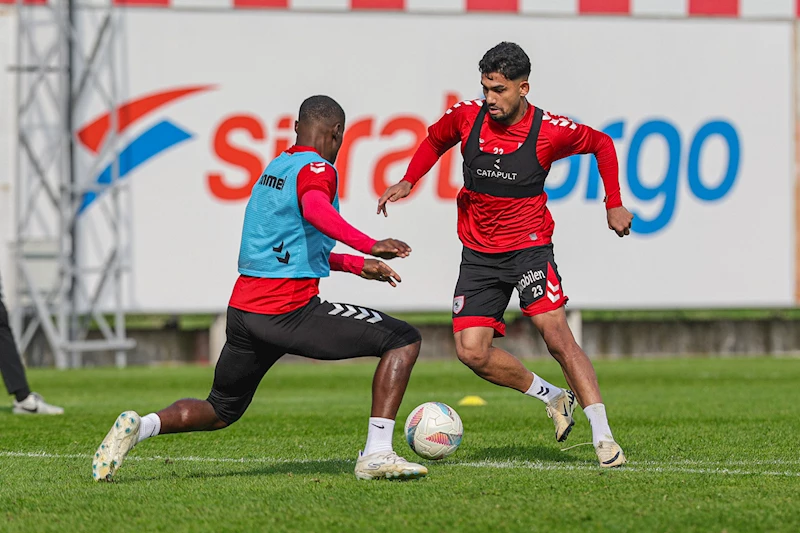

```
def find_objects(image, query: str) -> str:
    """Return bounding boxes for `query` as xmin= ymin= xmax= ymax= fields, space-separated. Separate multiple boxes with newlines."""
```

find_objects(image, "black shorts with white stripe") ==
xmin=207 ymin=296 xmax=420 ymax=425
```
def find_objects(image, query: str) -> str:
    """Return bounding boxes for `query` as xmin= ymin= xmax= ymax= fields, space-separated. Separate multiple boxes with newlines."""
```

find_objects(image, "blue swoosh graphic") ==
xmin=79 ymin=120 xmax=192 ymax=214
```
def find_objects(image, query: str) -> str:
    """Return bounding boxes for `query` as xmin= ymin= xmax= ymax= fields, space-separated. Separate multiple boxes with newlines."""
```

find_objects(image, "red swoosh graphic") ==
xmin=77 ymin=85 xmax=215 ymax=153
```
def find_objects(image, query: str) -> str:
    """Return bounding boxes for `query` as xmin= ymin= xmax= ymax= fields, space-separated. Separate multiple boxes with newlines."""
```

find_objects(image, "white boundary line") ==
xmin=0 ymin=451 xmax=320 ymax=464
xmin=2 ymin=451 xmax=800 ymax=477
xmin=454 ymin=460 xmax=800 ymax=477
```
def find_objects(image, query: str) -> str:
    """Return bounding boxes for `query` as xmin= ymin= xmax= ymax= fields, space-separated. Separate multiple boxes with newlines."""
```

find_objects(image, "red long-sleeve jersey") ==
xmin=403 ymin=100 xmax=621 ymax=253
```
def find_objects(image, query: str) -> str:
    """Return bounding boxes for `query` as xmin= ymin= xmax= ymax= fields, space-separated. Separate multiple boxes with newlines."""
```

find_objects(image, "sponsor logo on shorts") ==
xmin=516 ymin=269 xmax=545 ymax=293
xmin=452 ymin=295 xmax=465 ymax=315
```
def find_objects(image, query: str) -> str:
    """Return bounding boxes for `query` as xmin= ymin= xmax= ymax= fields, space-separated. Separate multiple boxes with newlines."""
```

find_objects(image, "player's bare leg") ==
xmin=92 ymin=399 xmax=228 ymax=482
xmin=531 ymin=307 xmax=626 ymax=467
xmin=455 ymin=326 xmax=576 ymax=441
xmin=455 ymin=327 xmax=533 ymax=391
xmin=531 ymin=308 xmax=601 ymax=407
xmin=356 ymin=340 xmax=428 ymax=480
xmin=156 ymin=399 xmax=228 ymax=433
xmin=93 ymin=346 xmax=249 ymax=482
xmin=370 ymin=340 xmax=421 ymax=419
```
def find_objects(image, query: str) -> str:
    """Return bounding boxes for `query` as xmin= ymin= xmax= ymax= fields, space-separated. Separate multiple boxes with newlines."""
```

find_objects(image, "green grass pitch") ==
xmin=1 ymin=358 xmax=799 ymax=532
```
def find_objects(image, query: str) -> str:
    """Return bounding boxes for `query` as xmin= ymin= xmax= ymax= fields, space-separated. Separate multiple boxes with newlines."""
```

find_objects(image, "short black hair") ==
xmin=478 ymin=42 xmax=531 ymax=81
xmin=298 ymin=95 xmax=345 ymax=126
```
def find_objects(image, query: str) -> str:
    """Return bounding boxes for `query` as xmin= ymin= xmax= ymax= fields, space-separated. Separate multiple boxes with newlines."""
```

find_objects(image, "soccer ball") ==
xmin=404 ymin=402 xmax=463 ymax=460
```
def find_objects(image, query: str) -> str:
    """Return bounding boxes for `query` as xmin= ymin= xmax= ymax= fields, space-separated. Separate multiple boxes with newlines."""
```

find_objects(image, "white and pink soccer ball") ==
xmin=404 ymin=402 xmax=463 ymax=460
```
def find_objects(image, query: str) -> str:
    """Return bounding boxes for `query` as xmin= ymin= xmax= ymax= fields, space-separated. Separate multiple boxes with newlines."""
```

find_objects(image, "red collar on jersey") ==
xmin=286 ymin=145 xmax=319 ymax=155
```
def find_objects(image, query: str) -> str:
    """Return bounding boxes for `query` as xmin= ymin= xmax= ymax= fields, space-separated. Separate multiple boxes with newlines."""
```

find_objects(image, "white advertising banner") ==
xmin=70 ymin=11 xmax=793 ymax=312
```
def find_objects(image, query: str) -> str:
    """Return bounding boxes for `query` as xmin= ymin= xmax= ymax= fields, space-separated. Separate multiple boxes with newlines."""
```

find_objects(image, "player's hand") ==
xmin=607 ymin=206 xmax=634 ymax=237
xmin=377 ymin=181 xmax=413 ymax=217
xmin=360 ymin=259 xmax=402 ymax=287
xmin=370 ymin=238 xmax=411 ymax=259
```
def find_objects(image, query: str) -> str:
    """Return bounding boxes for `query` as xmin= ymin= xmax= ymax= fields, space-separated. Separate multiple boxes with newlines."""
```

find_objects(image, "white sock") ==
xmin=137 ymin=413 xmax=161 ymax=444
xmin=363 ymin=417 xmax=395 ymax=456
xmin=524 ymin=373 xmax=564 ymax=404
xmin=584 ymin=403 xmax=614 ymax=447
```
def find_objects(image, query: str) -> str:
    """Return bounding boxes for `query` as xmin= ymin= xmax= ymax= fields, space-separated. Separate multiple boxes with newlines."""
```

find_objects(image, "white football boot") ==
xmin=545 ymin=390 xmax=577 ymax=442
xmin=595 ymin=440 xmax=627 ymax=468
xmin=354 ymin=450 xmax=428 ymax=480
xmin=92 ymin=411 xmax=141 ymax=482
xmin=13 ymin=392 xmax=64 ymax=415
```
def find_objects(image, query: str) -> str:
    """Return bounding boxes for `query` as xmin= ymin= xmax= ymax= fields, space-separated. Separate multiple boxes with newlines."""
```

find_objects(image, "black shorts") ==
xmin=452 ymin=244 xmax=568 ymax=337
xmin=207 ymin=296 xmax=420 ymax=425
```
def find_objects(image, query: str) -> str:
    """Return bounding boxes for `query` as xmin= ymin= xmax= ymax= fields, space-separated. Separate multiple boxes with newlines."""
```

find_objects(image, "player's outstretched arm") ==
xmin=329 ymin=252 xmax=364 ymax=275
xmin=588 ymin=129 xmax=634 ymax=237
xmin=377 ymin=137 xmax=443 ymax=217
xmin=589 ymin=132 xmax=633 ymax=237
xmin=301 ymin=190 xmax=412 ymax=259
xmin=329 ymin=253 xmax=402 ymax=287
xmin=370 ymin=238 xmax=411 ymax=259
xmin=377 ymin=181 xmax=413 ymax=217
xmin=542 ymin=113 xmax=634 ymax=237
xmin=360 ymin=258 xmax=402 ymax=287
xmin=378 ymin=103 xmax=465 ymax=216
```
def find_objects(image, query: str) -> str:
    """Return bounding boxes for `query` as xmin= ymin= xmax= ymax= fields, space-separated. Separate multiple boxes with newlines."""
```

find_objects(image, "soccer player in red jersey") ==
xmin=378 ymin=42 xmax=633 ymax=467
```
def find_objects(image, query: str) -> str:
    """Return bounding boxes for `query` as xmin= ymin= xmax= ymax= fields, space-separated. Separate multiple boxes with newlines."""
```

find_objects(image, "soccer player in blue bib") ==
xmin=92 ymin=96 xmax=427 ymax=481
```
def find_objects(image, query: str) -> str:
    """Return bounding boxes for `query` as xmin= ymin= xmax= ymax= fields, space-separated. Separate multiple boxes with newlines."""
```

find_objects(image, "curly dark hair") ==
xmin=478 ymin=42 xmax=531 ymax=81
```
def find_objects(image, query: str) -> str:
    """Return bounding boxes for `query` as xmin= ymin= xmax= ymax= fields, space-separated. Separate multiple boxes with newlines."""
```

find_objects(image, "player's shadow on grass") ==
xmin=192 ymin=459 xmax=353 ymax=479
xmin=472 ymin=444 xmax=583 ymax=463
xmin=123 ymin=458 xmax=353 ymax=482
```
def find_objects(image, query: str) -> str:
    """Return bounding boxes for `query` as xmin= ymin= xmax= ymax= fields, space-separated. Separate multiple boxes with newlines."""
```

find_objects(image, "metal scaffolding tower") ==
xmin=12 ymin=0 xmax=135 ymax=369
